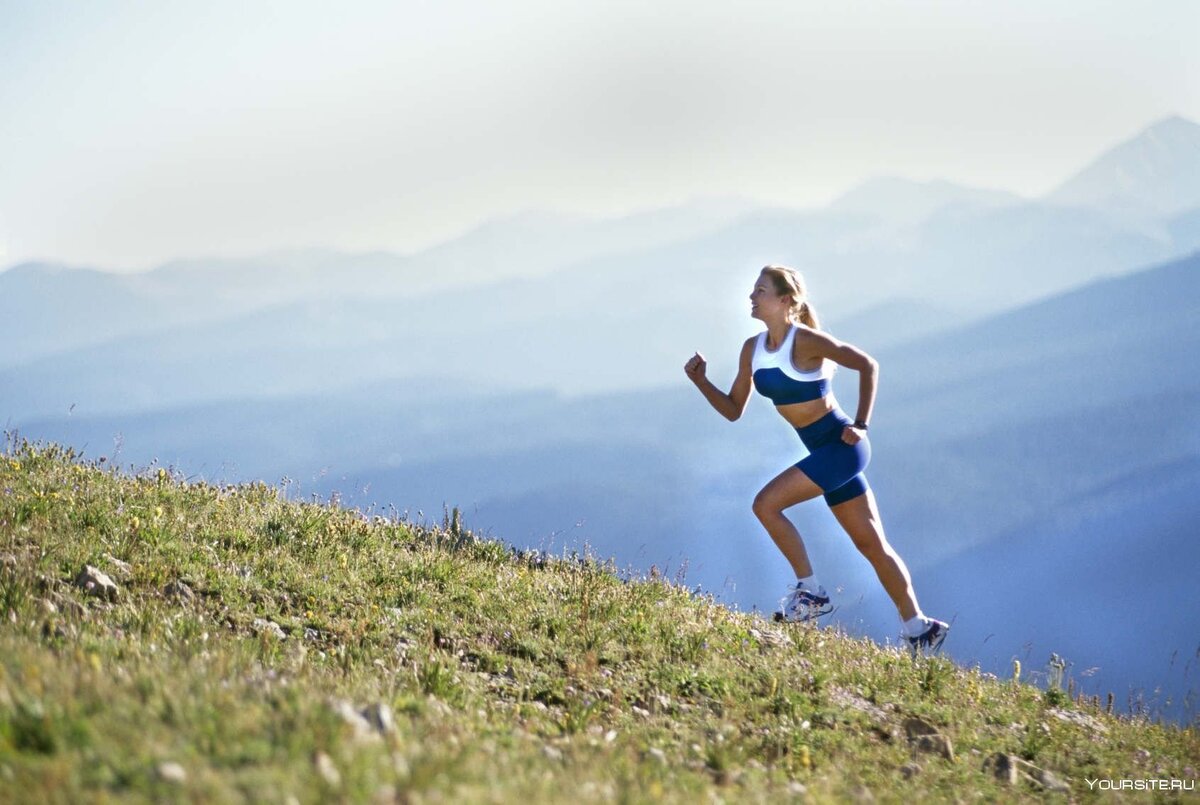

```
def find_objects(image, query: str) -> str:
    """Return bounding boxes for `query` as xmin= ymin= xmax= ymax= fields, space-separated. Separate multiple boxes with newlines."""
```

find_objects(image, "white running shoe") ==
xmin=906 ymin=618 xmax=950 ymax=655
xmin=773 ymin=582 xmax=833 ymax=623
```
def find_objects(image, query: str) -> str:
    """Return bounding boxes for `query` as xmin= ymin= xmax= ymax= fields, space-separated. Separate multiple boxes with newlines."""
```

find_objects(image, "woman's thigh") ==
xmin=754 ymin=466 xmax=825 ymax=513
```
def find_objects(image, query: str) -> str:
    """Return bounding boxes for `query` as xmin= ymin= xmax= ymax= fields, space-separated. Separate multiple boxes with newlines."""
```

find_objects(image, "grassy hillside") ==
xmin=1 ymin=440 xmax=1196 ymax=803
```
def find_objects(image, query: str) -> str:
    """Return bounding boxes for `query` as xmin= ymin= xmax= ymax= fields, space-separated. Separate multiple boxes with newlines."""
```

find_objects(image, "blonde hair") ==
xmin=760 ymin=265 xmax=820 ymax=329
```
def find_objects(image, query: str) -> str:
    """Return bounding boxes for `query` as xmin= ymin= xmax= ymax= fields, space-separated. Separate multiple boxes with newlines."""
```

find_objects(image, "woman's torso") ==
xmin=750 ymin=325 xmax=838 ymax=428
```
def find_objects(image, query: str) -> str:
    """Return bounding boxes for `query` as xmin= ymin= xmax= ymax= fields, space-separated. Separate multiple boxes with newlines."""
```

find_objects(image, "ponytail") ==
xmin=797 ymin=300 xmax=820 ymax=330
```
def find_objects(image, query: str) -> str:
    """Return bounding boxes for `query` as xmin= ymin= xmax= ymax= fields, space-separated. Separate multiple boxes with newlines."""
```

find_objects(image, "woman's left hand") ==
xmin=841 ymin=425 xmax=866 ymax=445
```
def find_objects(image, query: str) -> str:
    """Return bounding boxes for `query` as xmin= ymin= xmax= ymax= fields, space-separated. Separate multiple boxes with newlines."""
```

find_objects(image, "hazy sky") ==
xmin=3 ymin=0 xmax=1198 ymax=270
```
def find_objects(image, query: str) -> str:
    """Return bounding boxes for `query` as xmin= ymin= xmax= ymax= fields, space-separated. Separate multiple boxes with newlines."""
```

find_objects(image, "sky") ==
xmin=2 ymin=0 xmax=1198 ymax=271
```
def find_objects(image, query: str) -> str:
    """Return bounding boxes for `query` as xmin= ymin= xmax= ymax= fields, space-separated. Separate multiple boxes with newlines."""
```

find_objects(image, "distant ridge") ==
xmin=829 ymin=177 xmax=1022 ymax=226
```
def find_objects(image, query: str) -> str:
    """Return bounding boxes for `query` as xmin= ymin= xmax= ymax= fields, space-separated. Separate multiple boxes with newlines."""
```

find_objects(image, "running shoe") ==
xmin=773 ymin=583 xmax=833 ymax=623
xmin=907 ymin=618 xmax=949 ymax=655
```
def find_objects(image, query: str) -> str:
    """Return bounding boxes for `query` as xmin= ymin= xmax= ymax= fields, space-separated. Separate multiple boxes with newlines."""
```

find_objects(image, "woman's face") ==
xmin=749 ymin=274 xmax=788 ymax=321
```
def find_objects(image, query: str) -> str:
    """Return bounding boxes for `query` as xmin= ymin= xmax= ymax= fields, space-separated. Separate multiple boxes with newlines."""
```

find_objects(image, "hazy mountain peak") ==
xmin=1046 ymin=114 xmax=1200 ymax=217
xmin=828 ymin=176 xmax=1022 ymax=226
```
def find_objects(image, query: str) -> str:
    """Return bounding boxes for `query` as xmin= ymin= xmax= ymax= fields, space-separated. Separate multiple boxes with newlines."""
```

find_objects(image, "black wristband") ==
xmin=853 ymin=421 xmax=869 ymax=430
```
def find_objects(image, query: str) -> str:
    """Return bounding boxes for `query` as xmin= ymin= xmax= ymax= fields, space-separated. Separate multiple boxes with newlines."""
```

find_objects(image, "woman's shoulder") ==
xmin=790 ymin=323 xmax=826 ymax=343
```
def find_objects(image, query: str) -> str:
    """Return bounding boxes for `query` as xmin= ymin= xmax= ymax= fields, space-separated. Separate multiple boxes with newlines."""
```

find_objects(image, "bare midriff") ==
xmin=774 ymin=396 xmax=838 ymax=429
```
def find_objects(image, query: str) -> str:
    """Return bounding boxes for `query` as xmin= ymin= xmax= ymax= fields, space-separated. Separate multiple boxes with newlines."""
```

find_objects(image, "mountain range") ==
xmin=3 ymin=117 xmax=1200 ymax=421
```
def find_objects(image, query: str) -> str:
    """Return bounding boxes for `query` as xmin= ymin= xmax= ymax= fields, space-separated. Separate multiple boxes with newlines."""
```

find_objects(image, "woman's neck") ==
xmin=764 ymin=319 xmax=792 ymax=349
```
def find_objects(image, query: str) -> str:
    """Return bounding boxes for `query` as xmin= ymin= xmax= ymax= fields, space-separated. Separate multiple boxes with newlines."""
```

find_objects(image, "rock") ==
xmin=984 ymin=753 xmax=1068 ymax=791
xmin=156 ymin=761 xmax=187 ymax=784
xmin=831 ymin=687 xmax=890 ymax=725
xmin=903 ymin=717 xmax=954 ymax=761
xmin=103 ymin=554 xmax=132 ymax=580
xmin=51 ymin=593 xmax=86 ymax=617
xmin=163 ymin=580 xmax=195 ymax=603
xmin=1011 ymin=757 xmax=1070 ymax=792
xmin=313 ymin=752 xmax=340 ymax=787
xmin=983 ymin=752 xmax=1019 ymax=785
xmin=1049 ymin=706 xmax=1108 ymax=734
xmin=900 ymin=762 xmax=921 ymax=779
xmin=915 ymin=733 xmax=955 ymax=762
xmin=361 ymin=702 xmax=395 ymax=736
xmin=74 ymin=566 xmax=118 ymax=601
xmin=39 ymin=598 xmax=58 ymax=615
xmin=1034 ymin=768 xmax=1070 ymax=793
xmin=331 ymin=700 xmax=379 ymax=743
xmin=647 ymin=747 xmax=667 ymax=765
xmin=902 ymin=717 xmax=940 ymax=739
xmin=251 ymin=618 xmax=286 ymax=640
xmin=542 ymin=745 xmax=563 ymax=761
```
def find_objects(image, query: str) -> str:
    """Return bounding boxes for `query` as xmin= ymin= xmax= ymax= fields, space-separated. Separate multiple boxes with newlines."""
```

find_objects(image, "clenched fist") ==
xmin=684 ymin=352 xmax=707 ymax=382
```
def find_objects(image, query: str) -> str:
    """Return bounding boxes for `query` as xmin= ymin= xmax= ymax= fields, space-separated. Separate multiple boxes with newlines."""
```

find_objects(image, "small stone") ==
xmin=983 ymin=752 xmax=1019 ymax=786
xmin=604 ymin=730 xmax=618 ymax=743
xmin=915 ymin=734 xmax=955 ymax=762
xmin=332 ymin=700 xmax=379 ymax=743
xmin=103 ymin=554 xmax=132 ymax=579
xmin=787 ymin=781 xmax=808 ymax=796
xmin=314 ymin=752 xmax=340 ymax=787
xmin=361 ymin=702 xmax=395 ymax=735
xmin=900 ymin=762 xmax=921 ymax=779
xmin=39 ymin=599 xmax=58 ymax=615
xmin=902 ymin=717 xmax=939 ymax=739
xmin=163 ymin=580 xmax=195 ymax=602
xmin=542 ymin=745 xmax=563 ymax=761
xmin=647 ymin=747 xmax=667 ymax=765
xmin=251 ymin=618 xmax=286 ymax=640
xmin=1049 ymin=706 xmax=1108 ymax=734
xmin=1035 ymin=769 xmax=1070 ymax=793
xmin=74 ymin=565 xmax=119 ymax=601
xmin=156 ymin=761 xmax=187 ymax=784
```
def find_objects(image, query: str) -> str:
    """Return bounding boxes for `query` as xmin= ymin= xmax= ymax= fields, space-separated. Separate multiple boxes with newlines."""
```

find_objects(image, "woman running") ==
xmin=684 ymin=265 xmax=948 ymax=652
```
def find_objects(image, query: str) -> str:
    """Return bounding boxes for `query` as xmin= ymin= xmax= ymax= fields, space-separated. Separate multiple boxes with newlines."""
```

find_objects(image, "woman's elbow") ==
xmin=857 ymin=354 xmax=879 ymax=377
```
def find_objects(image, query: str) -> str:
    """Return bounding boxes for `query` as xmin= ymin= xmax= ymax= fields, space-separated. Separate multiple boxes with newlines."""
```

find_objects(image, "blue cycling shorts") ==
xmin=794 ymin=409 xmax=871 ymax=507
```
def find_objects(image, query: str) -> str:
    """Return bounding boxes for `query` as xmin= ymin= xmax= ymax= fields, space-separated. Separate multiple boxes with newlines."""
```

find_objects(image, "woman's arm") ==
xmin=685 ymin=337 xmax=755 ymax=422
xmin=798 ymin=329 xmax=879 ymax=434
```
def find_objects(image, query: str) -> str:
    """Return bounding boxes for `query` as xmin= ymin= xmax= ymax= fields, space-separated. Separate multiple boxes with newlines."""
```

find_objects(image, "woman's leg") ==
xmin=828 ymin=489 xmax=921 ymax=621
xmin=752 ymin=467 xmax=825 ymax=577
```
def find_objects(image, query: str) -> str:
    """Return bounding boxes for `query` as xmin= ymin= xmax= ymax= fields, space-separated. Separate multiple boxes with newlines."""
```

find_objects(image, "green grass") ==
xmin=0 ymin=438 xmax=1196 ymax=803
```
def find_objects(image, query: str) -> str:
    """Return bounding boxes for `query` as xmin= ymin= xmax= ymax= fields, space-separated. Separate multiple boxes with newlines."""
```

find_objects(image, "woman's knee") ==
xmin=751 ymin=490 xmax=779 ymax=521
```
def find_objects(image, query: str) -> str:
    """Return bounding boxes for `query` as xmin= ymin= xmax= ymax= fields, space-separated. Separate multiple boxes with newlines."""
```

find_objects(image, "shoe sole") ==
xmin=908 ymin=625 xmax=949 ymax=655
xmin=772 ymin=604 xmax=836 ymax=624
